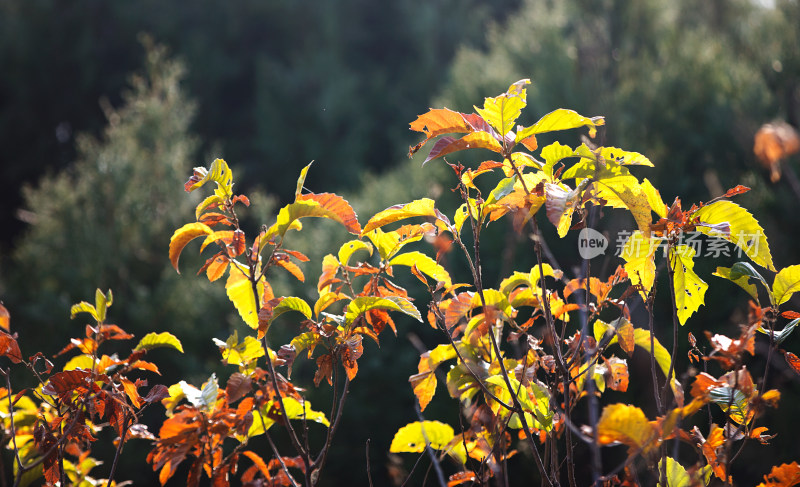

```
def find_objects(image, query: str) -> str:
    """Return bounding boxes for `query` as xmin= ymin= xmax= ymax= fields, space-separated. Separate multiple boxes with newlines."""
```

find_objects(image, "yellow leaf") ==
xmin=773 ymin=264 xmax=800 ymax=305
xmin=693 ymin=200 xmax=774 ymax=271
xmin=390 ymin=251 xmax=452 ymax=288
xmin=226 ymin=262 xmax=264 ymax=329
xmin=669 ymin=245 xmax=708 ymax=325
xmin=620 ymin=231 xmax=660 ymax=296
xmin=337 ymin=240 xmax=373 ymax=267
xmin=596 ymin=403 xmax=657 ymax=454
xmin=362 ymin=198 xmax=437 ymax=234
xmin=390 ymin=421 xmax=455 ymax=453
xmin=517 ymin=108 xmax=605 ymax=140
xmin=642 ymin=178 xmax=667 ymax=218
xmin=474 ymin=79 xmax=529 ymax=136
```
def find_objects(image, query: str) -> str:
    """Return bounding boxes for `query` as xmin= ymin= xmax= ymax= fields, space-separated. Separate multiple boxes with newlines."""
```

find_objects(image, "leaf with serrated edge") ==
xmin=295 ymin=161 xmax=313 ymax=197
xmin=642 ymin=178 xmax=667 ymax=218
xmin=474 ymin=79 xmax=529 ymax=136
xmin=713 ymin=266 xmax=759 ymax=301
xmin=345 ymin=296 xmax=422 ymax=325
xmin=423 ymin=132 xmax=504 ymax=165
xmin=390 ymin=421 xmax=455 ymax=453
xmin=226 ymin=262 xmax=264 ymax=329
xmin=693 ymin=200 xmax=774 ymax=271
xmin=135 ymin=332 xmax=184 ymax=353
xmin=363 ymin=199 xmax=437 ymax=234
xmin=669 ymin=245 xmax=708 ymax=325
xmin=620 ymin=231 xmax=660 ymax=297
xmin=773 ymin=265 xmax=800 ymax=306
xmin=390 ymin=251 xmax=452 ymax=288
xmin=169 ymin=222 xmax=213 ymax=272
xmin=517 ymin=108 xmax=604 ymax=140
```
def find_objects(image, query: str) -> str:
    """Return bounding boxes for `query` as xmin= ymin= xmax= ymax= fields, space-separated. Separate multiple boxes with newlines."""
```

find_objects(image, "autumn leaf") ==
xmin=362 ymin=199 xmax=437 ymax=234
xmin=390 ymin=421 xmax=455 ymax=453
xmin=693 ymin=200 xmax=774 ymax=271
xmin=713 ymin=266 xmax=760 ymax=301
xmin=0 ymin=303 xmax=8 ymax=331
xmin=169 ymin=222 xmax=213 ymax=272
xmin=424 ymin=132 xmax=504 ymax=164
xmin=226 ymin=262 xmax=265 ymax=329
xmin=773 ymin=265 xmax=800 ymax=306
xmin=474 ymin=79 xmax=529 ymax=137
xmin=185 ymin=158 xmax=234 ymax=197
xmin=596 ymin=403 xmax=657 ymax=454
xmin=620 ymin=231 xmax=660 ymax=296
xmin=134 ymin=332 xmax=184 ymax=353
xmin=337 ymin=239 xmax=373 ymax=267
xmin=757 ymin=462 xmax=800 ymax=487
xmin=0 ymin=331 xmax=22 ymax=364
xmin=389 ymin=251 xmax=452 ymax=288
xmin=669 ymin=245 xmax=708 ymax=325
xmin=517 ymin=108 xmax=604 ymax=140
xmin=345 ymin=296 xmax=422 ymax=325
xmin=408 ymin=108 xmax=473 ymax=157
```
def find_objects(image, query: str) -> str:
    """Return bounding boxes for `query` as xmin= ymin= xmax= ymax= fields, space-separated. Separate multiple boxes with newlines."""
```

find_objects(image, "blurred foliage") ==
xmin=0 ymin=0 xmax=521 ymax=252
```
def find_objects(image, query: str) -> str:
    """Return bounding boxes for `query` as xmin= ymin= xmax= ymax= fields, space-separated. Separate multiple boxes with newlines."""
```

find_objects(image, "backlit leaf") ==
xmin=345 ymin=296 xmax=422 ymax=325
xmin=658 ymin=457 xmax=690 ymax=487
xmin=185 ymin=158 xmax=234 ymax=196
xmin=337 ymin=240 xmax=373 ymax=267
xmin=540 ymin=141 xmax=576 ymax=179
xmin=620 ymin=231 xmax=660 ymax=296
xmin=70 ymin=301 xmax=98 ymax=321
xmin=408 ymin=108 xmax=472 ymax=156
xmin=424 ymin=132 xmax=504 ymax=165
xmin=362 ymin=198 xmax=437 ymax=234
xmin=0 ymin=303 xmax=8 ymax=331
xmin=596 ymin=403 xmax=656 ymax=454
xmin=693 ymin=200 xmax=774 ymax=271
xmin=0 ymin=331 xmax=22 ymax=364
xmin=295 ymin=161 xmax=313 ymax=197
xmin=226 ymin=262 xmax=264 ymax=329
xmin=599 ymin=146 xmax=653 ymax=167
xmin=642 ymin=178 xmax=667 ymax=218
xmin=713 ymin=266 xmax=759 ymax=301
xmin=134 ymin=332 xmax=184 ymax=353
xmin=517 ymin=108 xmax=604 ymax=140
xmin=545 ymin=182 xmax=584 ymax=237
xmin=773 ymin=265 xmax=800 ymax=306
xmin=390 ymin=421 xmax=455 ymax=453
xmin=389 ymin=251 xmax=452 ymax=288
xmin=474 ymin=79 xmax=529 ymax=136
xmin=756 ymin=462 xmax=800 ymax=487
xmin=169 ymin=222 xmax=213 ymax=272
xmin=297 ymin=192 xmax=361 ymax=234
xmin=669 ymin=245 xmax=708 ymax=325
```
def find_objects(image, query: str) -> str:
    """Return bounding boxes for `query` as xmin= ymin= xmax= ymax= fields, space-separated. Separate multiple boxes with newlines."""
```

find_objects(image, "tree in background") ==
xmin=6 ymin=39 xmax=238 ymax=390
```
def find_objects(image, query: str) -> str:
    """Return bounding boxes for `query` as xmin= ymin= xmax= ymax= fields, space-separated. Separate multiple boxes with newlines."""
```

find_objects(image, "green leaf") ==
xmin=195 ymin=194 xmax=224 ymax=220
xmin=345 ymin=296 xmax=422 ymax=325
xmin=94 ymin=289 xmax=111 ymax=322
xmin=362 ymin=198 xmax=437 ymax=234
xmin=270 ymin=297 xmax=313 ymax=324
xmin=134 ymin=332 xmax=185 ymax=353
xmin=693 ymin=200 xmax=774 ymax=271
xmin=517 ymin=108 xmax=604 ymax=140
xmin=471 ymin=289 xmax=514 ymax=319
xmin=659 ymin=457 xmax=691 ymax=487
xmin=295 ymin=161 xmax=313 ymax=197
xmin=540 ymin=141 xmax=576 ymax=179
xmin=474 ymin=79 xmax=529 ymax=136
xmin=758 ymin=318 xmax=799 ymax=345
xmin=709 ymin=386 xmax=749 ymax=424
xmin=773 ymin=264 xmax=800 ymax=305
xmin=484 ymin=176 xmax=517 ymax=206
xmin=337 ymin=240 xmax=373 ymax=267
xmin=713 ymin=266 xmax=759 ymax=302
xmin=389 ymin=421 xmax=455 ymax=453
xmin=389 ymin=251 xmax=452 ymax=288
xmin=669 ymin=245 xmax=708 ymax=325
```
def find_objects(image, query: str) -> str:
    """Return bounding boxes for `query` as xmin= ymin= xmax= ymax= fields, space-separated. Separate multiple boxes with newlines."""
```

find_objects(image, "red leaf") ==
xmin=144 ymin=385 xmax=170 ymax=403
xmin=242 ymin=450 xmax=271 ymax=479
xmin=42 ymin=369 xmax=101 ymax=399
xmin=0 ymin=331 xmax=22 ymax=363
xmin=340 ymin=335 xmax=364 ymax=381
xmin=233 ymin=194 xmax=251 ymax=207
xmin=785 ymin=351 xmax=800 ymax=375
xmin=448 ymin=471 xmax=478 ymax=486
xmin=781 ymin=311 xmax=800 ymax=320
xmin=228 ymin=229 xmax=246 ymax=257
xmin=314 ymin=354 xmax=334 ymax=386
xmin=724 ymin=185 xmax=751 ymax=198
xmin=226 ymin=373 xmax=252 ymax=403
xmin=424 ymin=132 xmax=504 ymax=165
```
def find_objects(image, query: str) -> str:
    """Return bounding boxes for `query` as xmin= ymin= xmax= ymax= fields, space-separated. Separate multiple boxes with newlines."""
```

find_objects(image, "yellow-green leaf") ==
xmin=389 ymin=421 xmax=455 ymax=453
xmin=270 ymin=297 xmax=313 ymax=324
xmin=94 ymin=289 xmax=111 ymax=322
xmin=295 ymin=161 xmax=313 ymax=197
xmin=337 ymin=240 xmax=373 ymax=267
xmin=540 ymin=141 xmax=576 ymax=179
xmin=599 ymin=147 xmax=653 ymax=167
xmin=362 ymin=198 xmax=437 ymax=234
xmin=226 ymin=262 xmax=264 ymax=329
xmin=642 ymin=178 xmax=667 ymax=218
xmin=70 ymin=301 xmax=98 ymax=321
xmin=213 ymin=331 xmax=264 ymax=366
xmin=186 ymin=158 xmax=234 ymax=197
xmin=248 ymin=398 xmax=330 ymax=437
xmin=517 ymin=108 xmax=605 ymax=140
xmin=713 ymin=266 xmax=759 ymax=302
xmin=389 ymin=251 xmax=452 ymax=288
xmin=773 ymin=264 xmax=800 ymax=306
xmin=63 ymin=354 xmax=94 ymax=371
xmin=693 ymin=200 xmax=774 ymax=271
xmin=134 ymin=332 xmax=184 ymax=353
xmin=620 ymin=231 xmax=660 ymax=296
xmin=474 ymin=79 xmax=529 ymax=136
xmin=169 ymin=222 xmax=213 ymax=272
xmin=669 ymin=245 xmax=708 ymax=325
xmin=659 ymin=457 xmax=690 ymax=487
xmin=364 ymin=226 xmax=427 ymax=260
xmin=345 ymin=296 xmax=421 ymax=325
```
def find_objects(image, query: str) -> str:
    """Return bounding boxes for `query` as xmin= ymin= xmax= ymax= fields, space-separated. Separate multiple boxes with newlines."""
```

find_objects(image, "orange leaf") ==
xmin=604 ymin=356 xmax=629 ymax=392
xmin=701 ymin=424 xmax=728 ymax=481
xmin=169 ymin=222 xmax=213 ymax=272
xmin=616 ymin=319 xmax=635 ymax=356
xmin=408 ymin=108 xmax=472 ymax=156
xmin=757 ymin=462 xmax=800 ymax=487
xmin=424 ymin=132 xmax=504 ymax=164
xmin=274 ymin=256 xmax=305 ymax=282
xmin=297 ymin=192 xmax=361 ymax=235
xmin=0 ymin=331 xmax=22 ymax=364
xmin=596 ymin=403 xmax=657 ymax=454
xmin=448 ymin=471 xmax=478 ymax=486
xmin=121 ymin=377 xmax=143 ymax=408
xmin=754 ymin=122 xmax=800 ymax=183
xmin=340 ymin=335 xmax=363 ymax=381
xmin=242 ymin=450 xmax=271 ymax=479
xmin=785 ymin=351 xmax=800 ymax=375
xmin=0 ymin=303 xmax=9 ymax=331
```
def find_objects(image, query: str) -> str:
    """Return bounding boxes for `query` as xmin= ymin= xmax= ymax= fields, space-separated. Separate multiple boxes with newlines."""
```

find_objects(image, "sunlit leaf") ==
xmin=599 ymin=146 xmax=653 ymax=167
xmin=474 ymin=79 xmax=529 ymax=136
xmin=596 ymin=403 xmax=656 ymax=454
xmin=424 ymin=132 xmax=504 ymax=165
xmin=669 ymin=245 xmax=708 ymax=325
xmin=620 ymin=231 xmax=660 ymax=296
xmin=658 ymin=457 xmax=690 ymax=487
xmin=773 ymin=265 xmax=800 ymax=306
xmin=69 ymin=301 xmax=98 ymax=321
xmin=337 ymin=240 xmax=373 ymax=267
xmin=0 ymin=303 xmax=8 ymax=332
xmin=169 ymin=222 xmax=213 ymax=272
xmin=345 ymin=296 xmax=422 ymax=325
xmin=185 ymin=158 xmax=234 ymax=197
xmin=693 ymin=200 xmax=774 ymax=271
xmin=389 ymin=251 xmax=452 ymax=288
xmin=134 ymin=332 xmax=184 ymax=353
xmin=389 ymin=421 xmax=455 ymax=453
xmin=295 ymin=161 xmax=313 ymax=197
xmin=713 ymin=266 xmax=760 ymax=301
xmin=408 ymin=108 xmax=473 ymax=157
xmin=248 ymin=397 xmax=330 ymax=437
xmin=226 ymin=262 xmax=264 ymax=329
xmin=517 ymin=108 xmax=604 ymax=140
xmin=756 ymin=461 xmax=800 ymax=487
xmin=362 ymin=199 xmax=437 ymax=234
